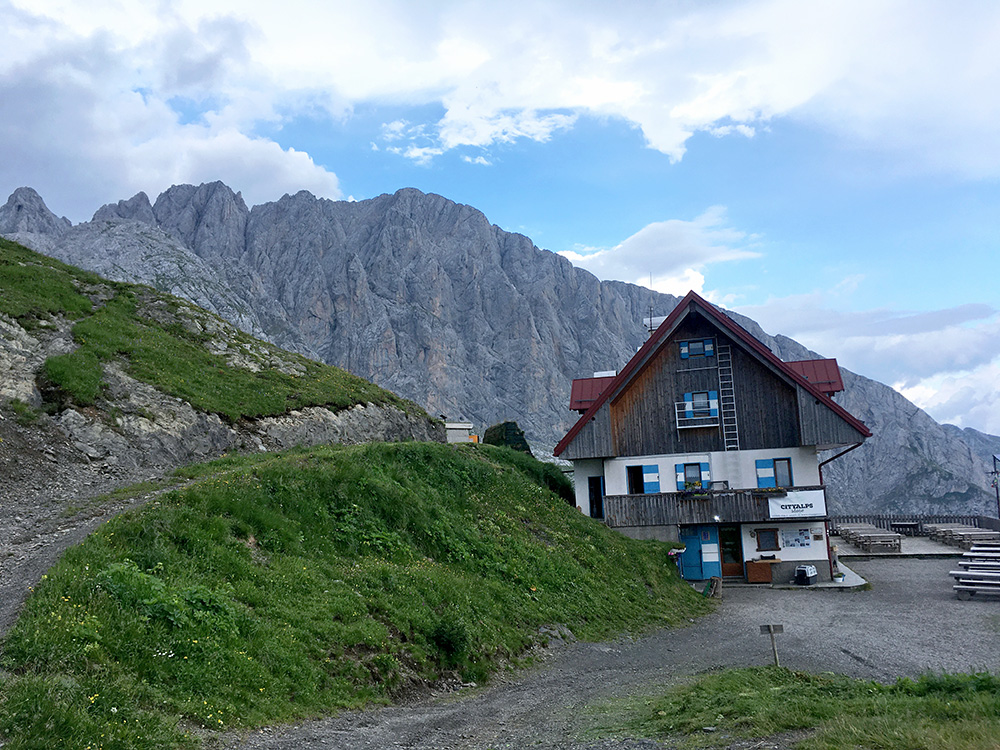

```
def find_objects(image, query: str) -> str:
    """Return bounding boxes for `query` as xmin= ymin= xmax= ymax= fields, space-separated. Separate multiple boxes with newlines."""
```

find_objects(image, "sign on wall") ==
xmin=781 ymin=528 xmax=812 ymax=548
xmin=768 ymin=489 xmax=826 ymax=518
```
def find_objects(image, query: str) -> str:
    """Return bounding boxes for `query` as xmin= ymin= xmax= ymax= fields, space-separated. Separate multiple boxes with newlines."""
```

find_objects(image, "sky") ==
xmin=2 ymin=0 xmax=998 ymax=435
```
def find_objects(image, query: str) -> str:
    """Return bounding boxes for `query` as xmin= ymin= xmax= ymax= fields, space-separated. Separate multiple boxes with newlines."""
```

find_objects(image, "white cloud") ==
xmin=0 ymin=0 xmax=341 ymax=220
xmin=735 ymin=289 xmax=1000 ymax=435
xmin=8 ymin=0 xmax=999 ymax=180
xmin=560 ymin=206 xmax=760 ymax=295
xmin=897 ymin=361 xmax=1000 ymax=436
xmin=461 ymin=155 xmax=492 ymax=166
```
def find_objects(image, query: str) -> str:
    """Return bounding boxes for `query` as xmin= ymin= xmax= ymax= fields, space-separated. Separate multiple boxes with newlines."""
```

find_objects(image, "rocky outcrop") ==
xmin=0 ymin=187 xmax=71 ymax=236
xmin=4 ymin=184 xmax=998 ymax=514
xmin=0 ymin=264 xmax=443 ymax=484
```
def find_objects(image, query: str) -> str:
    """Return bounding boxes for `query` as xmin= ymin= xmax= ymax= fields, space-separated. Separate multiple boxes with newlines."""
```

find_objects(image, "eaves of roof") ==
xmin=553 ymin=290 xmax=871 ymax=456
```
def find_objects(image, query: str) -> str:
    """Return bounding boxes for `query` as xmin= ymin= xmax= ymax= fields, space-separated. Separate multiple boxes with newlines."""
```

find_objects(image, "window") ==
xmin=675 ymin=462 xmax=710 ymax=490
xmin=627 ymin=464 xmax=660 ymax=494
xmin=755 ymin=528 xmax=780 ymax=552
xmin=684 ymin=463 xmax=702 ymax=488
xmin=679 ymin=391 xmax=718 ymax=422
xmin=756 ymin=458 xmax=793 ymax=488
xmin=627 ymin=465 xmax=644 ymax=494
xmin=692 ymin=391 xmax=710 ymax=417
xmin=774 ymin=458 xmax=793 ymax=488
xmin=679 ymin=338 xmax=715 ymax=359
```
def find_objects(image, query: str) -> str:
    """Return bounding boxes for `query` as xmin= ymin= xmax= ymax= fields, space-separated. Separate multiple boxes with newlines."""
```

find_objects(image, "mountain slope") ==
xmin=3 ymin=184 xmax=998 ymax=514
xmin=0 ymin=236 xmax=441 ymax=485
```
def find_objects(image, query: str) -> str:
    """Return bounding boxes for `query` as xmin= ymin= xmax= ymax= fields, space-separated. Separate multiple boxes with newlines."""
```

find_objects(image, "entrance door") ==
xmin=719 ymin=525 xmax=744 ymax=578
xmin=678 ymin=527 xmax=703 ymax=580
xmin=677 ymin=525 xmax=722 ymax=580
xmin=587 ymin=476 xmax=604 ymax=519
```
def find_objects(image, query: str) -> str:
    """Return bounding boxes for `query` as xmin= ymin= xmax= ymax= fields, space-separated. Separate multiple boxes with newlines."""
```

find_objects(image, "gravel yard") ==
xmin=231 ymin=557 xmax=999 ymax=750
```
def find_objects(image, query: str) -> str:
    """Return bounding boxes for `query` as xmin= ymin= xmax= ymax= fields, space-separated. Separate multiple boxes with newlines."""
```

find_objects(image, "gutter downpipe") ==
xmin=818 ymin=442 xmax=865 ymax=581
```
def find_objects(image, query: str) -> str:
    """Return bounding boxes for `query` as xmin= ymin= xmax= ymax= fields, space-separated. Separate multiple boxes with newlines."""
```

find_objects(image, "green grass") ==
xmin=587 ymin=666 xmax=1000 ymax=749
xmin=0 ymin=238 xmax=97 ymax=323
xmin=0 ymin=238 xmax=422 ymax=421
xmin=0 ymin=442 xmax=708 ymax=749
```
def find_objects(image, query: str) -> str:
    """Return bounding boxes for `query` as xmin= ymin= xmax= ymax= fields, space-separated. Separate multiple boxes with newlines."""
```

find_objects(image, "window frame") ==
xmin=773 ymin=458 xmax=793 ymax=488
xmin=626 ymin=465 xmax=645 ymax=495
xmin=691 ymin=391 xmax=711 ymax=417
xmin=683 ymin=463 xmax=703 ymax=489
xmin=755 ymin=528 xmax=780 ymax=552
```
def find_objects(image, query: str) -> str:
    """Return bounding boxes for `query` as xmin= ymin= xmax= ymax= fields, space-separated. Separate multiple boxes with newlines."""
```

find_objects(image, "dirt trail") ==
xmin=229 ymin=558 xmax=995 ymax=750
xmin=2 ymin=420 xmax=990 ymax=750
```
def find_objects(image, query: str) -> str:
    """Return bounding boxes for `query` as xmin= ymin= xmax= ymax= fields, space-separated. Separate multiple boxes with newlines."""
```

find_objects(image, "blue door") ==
xmin=677 ymin=525 xmax=722 ymax=580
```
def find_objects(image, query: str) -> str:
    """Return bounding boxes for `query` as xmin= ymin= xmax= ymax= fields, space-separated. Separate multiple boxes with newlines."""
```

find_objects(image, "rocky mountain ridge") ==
xmin=3 ymin=184 xmax=998 ymax=514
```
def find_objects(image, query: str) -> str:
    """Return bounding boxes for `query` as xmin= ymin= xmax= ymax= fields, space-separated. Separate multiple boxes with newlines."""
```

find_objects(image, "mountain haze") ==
xmin=3 ymin=184 xmax=997 ymax=514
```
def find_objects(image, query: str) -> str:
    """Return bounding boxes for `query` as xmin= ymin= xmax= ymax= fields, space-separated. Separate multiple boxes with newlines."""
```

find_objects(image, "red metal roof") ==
xmin=554 ymin=290 xmax=871 ymax=456
xmin=785 ymin=359 xmax=844 ymax=395
xmin=569 ymin=376 xmax=616 ymax=412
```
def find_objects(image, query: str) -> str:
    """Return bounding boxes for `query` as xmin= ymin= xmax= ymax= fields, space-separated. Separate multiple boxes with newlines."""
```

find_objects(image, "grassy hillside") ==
xmin=0 ymin=442 xmax=708 ymax=749
xmin=588 ymin=666 xmax=1000 ymax=749
xmin=0 ymin=237 xmax=419 ymax=421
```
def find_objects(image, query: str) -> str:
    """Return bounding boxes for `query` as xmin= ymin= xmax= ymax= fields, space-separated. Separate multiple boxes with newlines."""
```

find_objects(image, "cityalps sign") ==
xmin=768 ymin=490 xmax=826 ymax=519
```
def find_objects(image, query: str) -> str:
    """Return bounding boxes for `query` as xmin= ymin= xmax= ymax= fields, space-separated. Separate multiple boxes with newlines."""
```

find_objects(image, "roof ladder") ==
xmin=717 ymin=342 xmax=740 ymax=450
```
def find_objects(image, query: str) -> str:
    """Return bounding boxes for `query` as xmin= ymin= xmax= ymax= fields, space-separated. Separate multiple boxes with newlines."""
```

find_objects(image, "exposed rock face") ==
xmin=91 ymin=192 xmax=157 ymax=225
xmin=4 ymin=184 xmax=998 ymax=514
xmin=0 ymin=187 xmax=71 ymax=236
xmin=0 ymin=268 xmax=443 ymax=482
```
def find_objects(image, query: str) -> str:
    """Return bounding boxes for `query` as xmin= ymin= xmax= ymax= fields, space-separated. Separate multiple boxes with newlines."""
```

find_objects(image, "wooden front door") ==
xmin=719 ymin=525 xmax=744 ymax=578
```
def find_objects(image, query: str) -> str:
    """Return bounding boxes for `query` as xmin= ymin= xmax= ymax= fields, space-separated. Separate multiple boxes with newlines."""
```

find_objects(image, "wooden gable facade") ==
xmin=556 ymin=293 xmax=870 ymax=461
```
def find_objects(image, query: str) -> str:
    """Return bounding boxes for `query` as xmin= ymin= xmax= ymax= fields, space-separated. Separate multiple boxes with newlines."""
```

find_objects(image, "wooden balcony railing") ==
xmin=603 ymin=485 xmax=827 ymax=527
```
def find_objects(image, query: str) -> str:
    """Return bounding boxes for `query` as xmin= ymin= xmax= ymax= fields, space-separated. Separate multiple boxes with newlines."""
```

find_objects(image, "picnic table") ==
xmin=889 ymin=521 xmax=922 ymax=536
xmin=939 ymin=528 xmax=1000 ymax=549
xmin=835 ymin=524 xmax=903 ymax=552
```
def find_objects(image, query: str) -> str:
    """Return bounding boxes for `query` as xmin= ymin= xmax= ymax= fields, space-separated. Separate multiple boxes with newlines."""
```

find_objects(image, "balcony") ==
xmin=674 ymin=399 xmax=720 ymax=429
xmin=603 ymin=486 xmax=827 ymax=528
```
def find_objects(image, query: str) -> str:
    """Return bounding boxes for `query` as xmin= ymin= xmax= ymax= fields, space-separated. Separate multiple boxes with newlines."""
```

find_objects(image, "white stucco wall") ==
xmin=596 ymin=446 xmax=821 ymax=496
xmin=740 ymin=521 xmax=828 ymax=563
xmin=571 ymin=459 xmax=605 ymax=516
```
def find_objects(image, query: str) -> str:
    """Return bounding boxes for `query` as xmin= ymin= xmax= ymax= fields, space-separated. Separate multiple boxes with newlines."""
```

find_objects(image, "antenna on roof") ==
xmin=648 ymin=272 xmax=654 ymax=337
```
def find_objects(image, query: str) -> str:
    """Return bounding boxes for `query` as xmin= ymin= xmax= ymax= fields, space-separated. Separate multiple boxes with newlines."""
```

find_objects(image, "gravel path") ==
xmin=230 ymin=557 xmax=999 ymax=750
xmin=3 ymin=423 xmax=994 ymax=750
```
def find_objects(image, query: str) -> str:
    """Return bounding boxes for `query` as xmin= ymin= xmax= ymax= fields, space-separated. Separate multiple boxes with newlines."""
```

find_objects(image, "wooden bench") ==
xmin=951 ymin=568 xmax=1000 ymax=600
xmin=945 ymin=530 xmax=1000 ymax=550
xmin=957 ymin=560 xmax=1000 ymax=571
xmin=926 ymin=523 xmax=970 ymax=542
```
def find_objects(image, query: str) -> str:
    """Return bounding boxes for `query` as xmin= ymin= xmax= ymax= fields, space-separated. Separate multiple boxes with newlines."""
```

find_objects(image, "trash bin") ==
xmin=794 ymin=565 xmax=818 ymax=585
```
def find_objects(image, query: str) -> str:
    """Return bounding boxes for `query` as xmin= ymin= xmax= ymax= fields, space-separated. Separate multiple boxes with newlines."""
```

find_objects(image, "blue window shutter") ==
xmin=704 ymin=339 xmax=715 ymax=357
xmin=756 ymin=459 xmax=776 ymax=489
xmin=708 ymin=390 xmax=718 ymax=417
xmin=680 ymin=341 xmax=689 ymax=359
xmin=683 ymin=392 xmax=693 ymax=419
xmin=643 ymin=464 xmax=660 ymax=493
xmin=700 ymin=462 xmax=710 ymax=488
xmin=675 ymin=464 xmax=685 ymax=491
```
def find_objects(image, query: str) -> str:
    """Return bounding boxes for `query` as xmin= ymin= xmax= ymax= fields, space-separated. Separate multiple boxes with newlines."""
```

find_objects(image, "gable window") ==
xmin=678 ymin=391 xmax=719 ymax=424
xmin=692 ymin=391 xmax=710 ymax=417
xmin=755 ymin=528 xmax=780 ymax=552
xmin=679 ymin=338 xmax=715 ymax=359
xmin=675 ymin=462 xmax=710 ymax=490
xmin=627 ymin=464 xmax=660 ymax=494
xmin=756 ymin=458 xmax=794 ymax=488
